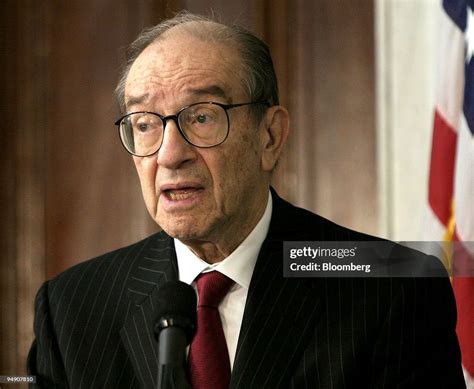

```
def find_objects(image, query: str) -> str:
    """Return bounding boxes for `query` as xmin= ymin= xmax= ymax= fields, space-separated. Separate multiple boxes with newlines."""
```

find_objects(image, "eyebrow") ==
xmin=124 ymin=85 xmax=230 ymax=111
xmin=125 ymin=94 xmax=149 ymax=110
xmin=185 ymin=85 xmax=230 ymax=102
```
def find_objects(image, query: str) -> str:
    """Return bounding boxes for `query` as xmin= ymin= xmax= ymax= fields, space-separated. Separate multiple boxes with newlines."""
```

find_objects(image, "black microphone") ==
xmin=154 ymin=281 xmax=197 ymax=389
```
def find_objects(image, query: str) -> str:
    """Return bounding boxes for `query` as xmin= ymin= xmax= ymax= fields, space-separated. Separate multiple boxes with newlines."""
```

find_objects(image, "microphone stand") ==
xmin=153 ymin=281 xmax=196 ymax=389
xmin=156 ymin=319 xmax=193 ymax=389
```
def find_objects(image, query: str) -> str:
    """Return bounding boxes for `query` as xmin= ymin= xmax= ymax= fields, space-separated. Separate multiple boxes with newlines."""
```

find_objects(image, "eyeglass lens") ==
xmin=118 ymin=103 xmax=229 ymax=156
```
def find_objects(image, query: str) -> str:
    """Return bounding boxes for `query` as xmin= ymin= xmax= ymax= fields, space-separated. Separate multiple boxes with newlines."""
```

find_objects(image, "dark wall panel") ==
xmin=0 ymin=0 xmax=375 ymax=377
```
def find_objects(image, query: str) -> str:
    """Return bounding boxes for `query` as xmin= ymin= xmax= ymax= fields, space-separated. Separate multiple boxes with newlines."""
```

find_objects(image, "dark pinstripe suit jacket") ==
xmin=28 ymin=192 xmax=465 ymax=388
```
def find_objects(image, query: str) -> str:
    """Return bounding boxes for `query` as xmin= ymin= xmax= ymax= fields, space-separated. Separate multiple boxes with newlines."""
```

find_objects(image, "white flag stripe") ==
xmin=436 ymin=4 xmax=465 ymax=131
xmin=423 ymin=203 xmax=449 ymax=238
xmin=464 ymin=367 xmax=474 ymax=388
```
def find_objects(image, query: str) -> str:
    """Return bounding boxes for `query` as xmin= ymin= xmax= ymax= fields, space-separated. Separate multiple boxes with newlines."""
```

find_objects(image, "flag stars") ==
xmin=466 ymin=6 xmax=474 ymax=63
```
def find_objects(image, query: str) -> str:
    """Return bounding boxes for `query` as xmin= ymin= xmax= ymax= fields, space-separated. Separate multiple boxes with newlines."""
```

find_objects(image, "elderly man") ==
xmin=28 ymin=13 xmax=464 ymax=389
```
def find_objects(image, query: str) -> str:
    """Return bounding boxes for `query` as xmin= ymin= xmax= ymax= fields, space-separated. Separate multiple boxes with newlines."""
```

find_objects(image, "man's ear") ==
xmin=260 ymin=105 xmax=289 ymax=172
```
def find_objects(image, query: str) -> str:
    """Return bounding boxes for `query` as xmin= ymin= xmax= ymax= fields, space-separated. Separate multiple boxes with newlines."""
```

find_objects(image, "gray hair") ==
xmin=114 ymin=12 xmax=279 ymax=120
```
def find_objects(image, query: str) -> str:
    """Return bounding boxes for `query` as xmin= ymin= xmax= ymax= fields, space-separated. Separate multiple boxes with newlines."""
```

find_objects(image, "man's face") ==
xmin=124 ymin=32 xmax=271 ymax=258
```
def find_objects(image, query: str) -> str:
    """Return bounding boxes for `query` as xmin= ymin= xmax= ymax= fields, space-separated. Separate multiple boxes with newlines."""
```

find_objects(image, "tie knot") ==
xmin=195 ymin=271 xmax=234 ymax=308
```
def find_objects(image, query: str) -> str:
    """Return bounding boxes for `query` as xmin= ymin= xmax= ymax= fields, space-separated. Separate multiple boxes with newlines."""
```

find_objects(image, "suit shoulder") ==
xmin=273 ymin=193 xmax=379 ymax=241
xmin=45 ymin=231 xmax=168 ymax=304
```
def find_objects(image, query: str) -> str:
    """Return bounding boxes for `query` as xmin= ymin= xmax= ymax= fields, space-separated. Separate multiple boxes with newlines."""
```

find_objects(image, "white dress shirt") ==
xmin=174 ymin=193 xmax=272 ymax=369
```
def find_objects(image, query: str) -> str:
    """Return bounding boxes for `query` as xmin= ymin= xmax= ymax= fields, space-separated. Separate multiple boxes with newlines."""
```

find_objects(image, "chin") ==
xmin=159 ymin=218 xmax=206 ymax=242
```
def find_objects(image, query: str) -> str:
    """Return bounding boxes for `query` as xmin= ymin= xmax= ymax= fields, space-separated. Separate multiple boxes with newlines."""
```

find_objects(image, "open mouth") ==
xmin=161 ymin=185 xmax=203 ymax=202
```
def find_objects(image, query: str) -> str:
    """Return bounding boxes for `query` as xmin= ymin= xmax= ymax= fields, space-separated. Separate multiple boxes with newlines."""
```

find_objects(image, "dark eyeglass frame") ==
xmin=115 ymin=100 xmax=269 ymax=157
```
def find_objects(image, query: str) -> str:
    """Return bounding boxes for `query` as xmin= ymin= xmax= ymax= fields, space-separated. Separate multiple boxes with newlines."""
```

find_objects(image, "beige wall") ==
xmin=0 ymin=0 xmax=376 ymax=376
xmin=375 ymin=0 xmax=440 ymax=241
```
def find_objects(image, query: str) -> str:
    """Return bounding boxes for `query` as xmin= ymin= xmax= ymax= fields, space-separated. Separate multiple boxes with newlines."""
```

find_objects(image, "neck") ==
xmin=181 ymin=192 xmax=270 ymax=264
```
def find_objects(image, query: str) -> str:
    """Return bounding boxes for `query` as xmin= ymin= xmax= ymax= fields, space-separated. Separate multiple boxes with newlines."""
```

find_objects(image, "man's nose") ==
xmin=156 ymin=119 xmax=196 ymax=169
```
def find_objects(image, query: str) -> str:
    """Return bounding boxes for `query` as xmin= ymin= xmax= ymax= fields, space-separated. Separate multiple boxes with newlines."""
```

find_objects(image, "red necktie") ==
xmin=188 ymin=271 xmax=234 ymax=389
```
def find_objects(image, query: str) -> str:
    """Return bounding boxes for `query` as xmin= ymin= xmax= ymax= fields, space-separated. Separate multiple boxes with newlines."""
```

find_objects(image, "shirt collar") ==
xmin=175 ymin=192 xmax=273 ymax=289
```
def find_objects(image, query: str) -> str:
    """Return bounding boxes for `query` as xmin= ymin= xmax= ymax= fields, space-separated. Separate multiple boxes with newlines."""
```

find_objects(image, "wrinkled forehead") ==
xmin=124 ymin=33 xmax=246 ymax=110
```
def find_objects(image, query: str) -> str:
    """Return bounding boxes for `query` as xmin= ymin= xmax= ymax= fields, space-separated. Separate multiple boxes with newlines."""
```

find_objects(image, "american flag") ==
xmin=426 ymin=0 xmax=474 ymax=386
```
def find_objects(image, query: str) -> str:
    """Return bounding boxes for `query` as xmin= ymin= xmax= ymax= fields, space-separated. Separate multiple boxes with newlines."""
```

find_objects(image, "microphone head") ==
xmin=154 ymin=281 xmax=197 ymax=343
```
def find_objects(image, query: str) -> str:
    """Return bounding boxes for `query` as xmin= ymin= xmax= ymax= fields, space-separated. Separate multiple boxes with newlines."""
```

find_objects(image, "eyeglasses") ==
xmin=115 ymin=101 xmax=268 ymax=157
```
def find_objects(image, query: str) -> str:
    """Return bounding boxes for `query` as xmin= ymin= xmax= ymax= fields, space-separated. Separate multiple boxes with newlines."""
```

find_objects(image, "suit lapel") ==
xmin=120 ymin=192 xmax=324 ymax=388
xmin=231 ymin=193 xmax=323 ymax=388
xmin=120 ymin=232 xmax=179 ymax=389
